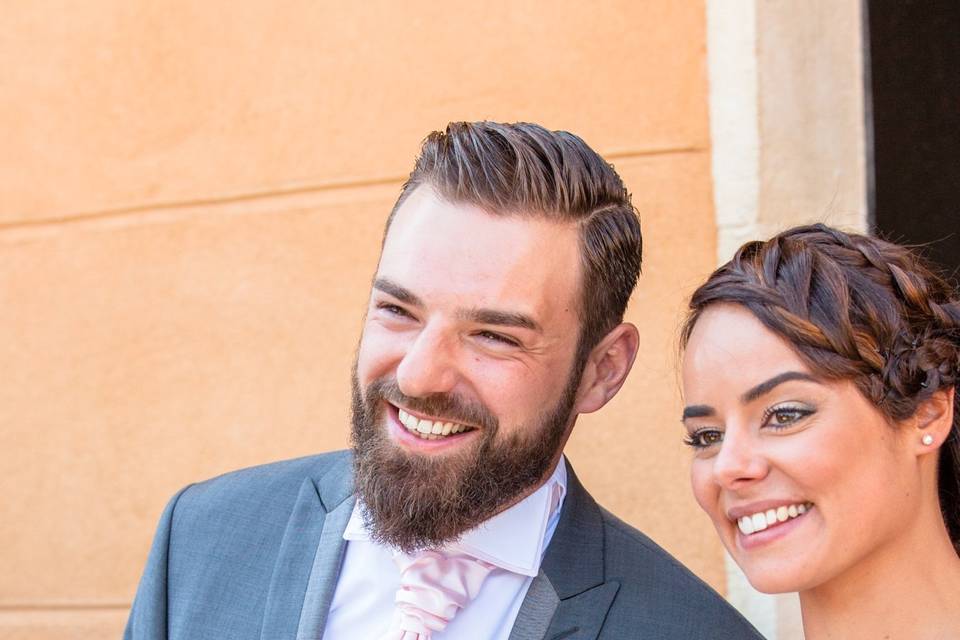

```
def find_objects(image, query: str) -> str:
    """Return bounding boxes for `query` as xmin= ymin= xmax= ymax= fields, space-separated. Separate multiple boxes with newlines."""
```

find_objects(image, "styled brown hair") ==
xmin=681 ymin=223 xmax=960 ymax=552
xmin=386 ymin=121 xmax=642 ymax=368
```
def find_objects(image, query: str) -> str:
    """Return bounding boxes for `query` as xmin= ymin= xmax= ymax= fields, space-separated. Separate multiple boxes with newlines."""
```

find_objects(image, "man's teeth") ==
xmin=398 ymin=409 xmax=471 ymax=440
xmin=737 ymin=503 xmax=812 ymax=535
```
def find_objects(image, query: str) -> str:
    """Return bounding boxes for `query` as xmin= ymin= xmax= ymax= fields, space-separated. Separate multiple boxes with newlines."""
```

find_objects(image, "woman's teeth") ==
xmin=737 ymin=503 xmax=812 ymax=535
xmin=398 ymin=408 xmax=472 ymax=440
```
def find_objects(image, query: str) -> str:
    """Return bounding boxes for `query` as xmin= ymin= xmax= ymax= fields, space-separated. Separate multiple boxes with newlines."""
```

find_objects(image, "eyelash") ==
xmin=762 ymin=405 xmax=814 ymax=429
xmin=475 ymin=330 xmax=520 ymax=348
xmin=684 ymin=429 xmax=722 ymax=449
xmin=376 ymin=302 xmax=412 ymax=318
xmin=683 ymin=405 xmax=815 ymax=449
xmin=375 ymin=303 xmax=521 ymax=348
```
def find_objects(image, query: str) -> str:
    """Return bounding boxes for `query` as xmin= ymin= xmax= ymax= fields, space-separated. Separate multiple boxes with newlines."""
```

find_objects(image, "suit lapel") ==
xmin=511 ymin=461 xmax=619 ymax=640
xmin=259 ymin=457 xmax=354 ymax=640
xmin=295 ymin=493 xmax=355 ymax=638
xmin=538 ymin=581 xmax=620 ymax=640
xmin=507 ymin=570 xmax=559 ymax=640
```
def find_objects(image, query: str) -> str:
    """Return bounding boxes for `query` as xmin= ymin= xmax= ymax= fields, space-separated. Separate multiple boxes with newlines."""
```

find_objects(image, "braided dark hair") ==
xmin=681 ymin=223 xmax=960 ymax=552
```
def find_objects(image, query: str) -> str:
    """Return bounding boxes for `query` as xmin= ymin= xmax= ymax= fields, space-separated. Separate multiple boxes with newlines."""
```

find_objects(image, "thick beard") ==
xmin=350 ymin=368 xmax=580 ymax=553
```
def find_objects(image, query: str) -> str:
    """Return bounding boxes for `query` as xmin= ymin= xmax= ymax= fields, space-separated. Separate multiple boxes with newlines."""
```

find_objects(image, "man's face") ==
xmin=352 ymin=186 xmax=586 ymax=551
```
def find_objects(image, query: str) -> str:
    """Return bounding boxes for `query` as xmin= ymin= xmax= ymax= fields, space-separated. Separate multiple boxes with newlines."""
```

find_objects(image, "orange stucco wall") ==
xmin=0 ymin=3 xmax=724 ymax=637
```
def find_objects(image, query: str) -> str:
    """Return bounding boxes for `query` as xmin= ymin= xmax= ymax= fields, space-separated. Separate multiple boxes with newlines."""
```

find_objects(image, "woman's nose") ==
xmin=711 ymin=428 xmax=769 ymax=489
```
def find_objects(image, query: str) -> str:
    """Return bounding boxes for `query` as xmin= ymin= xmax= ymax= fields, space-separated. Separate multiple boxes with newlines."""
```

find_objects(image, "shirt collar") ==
xmin=344 ymin=455 xmax=568 ymax=577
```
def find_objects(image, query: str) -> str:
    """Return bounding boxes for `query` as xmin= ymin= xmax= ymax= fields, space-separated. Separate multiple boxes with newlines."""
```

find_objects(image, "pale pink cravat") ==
xmin=381 ymin=549 xmax=497 ymax=639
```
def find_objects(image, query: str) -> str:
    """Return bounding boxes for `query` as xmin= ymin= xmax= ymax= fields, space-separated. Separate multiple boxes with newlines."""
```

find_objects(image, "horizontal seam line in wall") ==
xmin=0 ymin=145 xmax=705 ymax=232
xmin=0 ymin=603 xmax=130 ymax=611
xmin=604 ymin=145 xmax=704 ymax=160
xmin=0 ymin=174 xmax=406 ymax=232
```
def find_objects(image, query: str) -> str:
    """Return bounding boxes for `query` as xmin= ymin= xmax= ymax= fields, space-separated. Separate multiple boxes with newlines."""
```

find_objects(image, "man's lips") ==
xmin=391 ymin=404 xmax=478 ymax=441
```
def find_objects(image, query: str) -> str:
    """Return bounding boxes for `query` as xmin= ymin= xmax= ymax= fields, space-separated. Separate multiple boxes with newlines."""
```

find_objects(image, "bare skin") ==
xmin=798 ymin=462 xmax=960 ymax=640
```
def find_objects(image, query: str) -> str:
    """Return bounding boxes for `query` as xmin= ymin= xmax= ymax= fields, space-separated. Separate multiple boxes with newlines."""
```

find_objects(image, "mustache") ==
xmin=366 ymin=377 xmax=498 ymax=431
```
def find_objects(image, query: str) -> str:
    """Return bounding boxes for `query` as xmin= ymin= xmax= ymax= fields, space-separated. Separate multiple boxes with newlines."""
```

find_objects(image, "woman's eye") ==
xmin=684 ymin=428 xmax=723 ymax=449
xmin=763 ymin=406 xmax=813 ymax=429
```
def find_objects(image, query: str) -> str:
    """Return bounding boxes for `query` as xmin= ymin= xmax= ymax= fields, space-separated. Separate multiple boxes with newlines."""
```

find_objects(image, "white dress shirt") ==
xmin=321 ymin=457 xmax=568 ymax=639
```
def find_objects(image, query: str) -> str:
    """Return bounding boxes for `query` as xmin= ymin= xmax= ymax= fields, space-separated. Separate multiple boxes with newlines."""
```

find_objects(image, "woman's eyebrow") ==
xmin=682 ymin=405 xmax=715 ymax=420
xmin=741 ymin=371 xmax=819 ymax=404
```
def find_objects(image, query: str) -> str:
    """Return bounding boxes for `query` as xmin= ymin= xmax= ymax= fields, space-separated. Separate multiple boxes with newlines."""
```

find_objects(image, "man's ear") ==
xmin=573 ymin=322 xmax=640 ymax=414
xmin=912 ymin=386 xmax=956 ymax=454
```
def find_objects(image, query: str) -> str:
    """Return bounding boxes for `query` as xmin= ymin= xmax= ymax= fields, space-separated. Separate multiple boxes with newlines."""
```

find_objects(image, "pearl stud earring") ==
xmin=921 ymin=434 xmax=934 ymax=446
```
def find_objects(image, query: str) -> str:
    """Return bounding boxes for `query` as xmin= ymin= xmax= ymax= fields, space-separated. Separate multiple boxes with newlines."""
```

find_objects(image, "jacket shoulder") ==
xmin=182 ymin=450 xmax=350 ymax=500
xmin=136 ymin=451 xmax=352 ymax=639
xmin=599 ymin=508 xmax=763 ymax=639
xmin=170 ymin=450 xmax=352 ymax=537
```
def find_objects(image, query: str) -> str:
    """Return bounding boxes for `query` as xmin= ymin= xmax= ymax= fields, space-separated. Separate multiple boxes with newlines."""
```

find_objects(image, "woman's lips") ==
xmin=731 ymin=503 xmax=815 ymax=550
xmin=734 ymin=502 xmax=813 ymax=535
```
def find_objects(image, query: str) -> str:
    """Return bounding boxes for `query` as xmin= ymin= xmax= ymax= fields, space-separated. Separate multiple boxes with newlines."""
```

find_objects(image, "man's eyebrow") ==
xmin=371 ymin=279 xmax=540 ymax=332
xmin=682 ymin=405 xmax=715 ymax=421
xmin=372 ymin=278 xmax=423 ymax=307
xmin=741 ymin=371 xmax=820 ymax=404
xmin=459 ymin=308 xmax=541 ymax=332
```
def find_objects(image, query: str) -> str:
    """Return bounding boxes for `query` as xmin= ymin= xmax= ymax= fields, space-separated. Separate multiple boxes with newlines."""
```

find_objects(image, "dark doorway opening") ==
xmin=866 ymin=1 xmax=960 ymax=281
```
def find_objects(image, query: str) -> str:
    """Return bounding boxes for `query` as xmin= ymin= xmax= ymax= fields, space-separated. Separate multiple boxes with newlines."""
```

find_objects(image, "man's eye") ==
xmin=476 ymin=331 xmax=520 ymax=348
xmin=684 ymin=428 xmax=723 ymax=449
xmin=377 ymin=303 xmax=412 ymax=318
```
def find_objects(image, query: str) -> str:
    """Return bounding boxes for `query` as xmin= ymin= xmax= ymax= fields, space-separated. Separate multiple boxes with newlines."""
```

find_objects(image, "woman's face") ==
xmin=682 ymin=304 xmax=921 ymax=593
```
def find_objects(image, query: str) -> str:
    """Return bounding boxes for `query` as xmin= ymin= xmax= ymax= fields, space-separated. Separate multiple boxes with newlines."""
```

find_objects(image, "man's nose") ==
xmin=712 ymin=428 xmax=769 ymax=489
xmin=395 ymin=324 xmax=459 ymax=398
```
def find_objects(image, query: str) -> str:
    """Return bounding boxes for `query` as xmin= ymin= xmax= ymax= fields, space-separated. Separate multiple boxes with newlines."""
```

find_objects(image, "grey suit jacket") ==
xmin=125 ymin=451 xmax=763 ymax=639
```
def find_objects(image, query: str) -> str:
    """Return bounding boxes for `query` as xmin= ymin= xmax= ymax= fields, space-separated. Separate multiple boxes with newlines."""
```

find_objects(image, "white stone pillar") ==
xmin=705 ymin=1 xmax=869 ymax=638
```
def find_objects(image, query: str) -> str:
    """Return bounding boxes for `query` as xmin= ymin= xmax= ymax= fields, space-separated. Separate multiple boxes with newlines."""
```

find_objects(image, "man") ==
xmin=125 ymin=122 xmax=761 ymax=639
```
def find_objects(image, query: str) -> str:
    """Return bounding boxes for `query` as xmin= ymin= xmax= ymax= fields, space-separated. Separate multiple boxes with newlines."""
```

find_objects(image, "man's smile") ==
xmin=397 ymin=406 xmax=477 ymax=440
xmin=385 ymin=402 xmax=481 ymax=452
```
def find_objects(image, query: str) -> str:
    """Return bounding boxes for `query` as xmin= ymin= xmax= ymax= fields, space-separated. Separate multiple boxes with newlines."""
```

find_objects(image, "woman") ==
xmin=679 ymin=224 xmax=960 ymax=639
